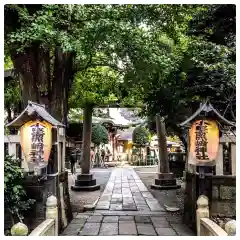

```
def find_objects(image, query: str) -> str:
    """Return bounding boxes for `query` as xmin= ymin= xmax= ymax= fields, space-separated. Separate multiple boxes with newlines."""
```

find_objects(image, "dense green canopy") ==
xmin=5 ymin=4 xmax=235 ymax=144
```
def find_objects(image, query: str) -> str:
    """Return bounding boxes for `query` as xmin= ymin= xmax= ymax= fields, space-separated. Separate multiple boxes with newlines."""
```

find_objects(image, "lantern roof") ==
xmin=6 ymin=101 xmax=65 ymax=128
xmin=179 ymin=100 xmax=235 ymax=127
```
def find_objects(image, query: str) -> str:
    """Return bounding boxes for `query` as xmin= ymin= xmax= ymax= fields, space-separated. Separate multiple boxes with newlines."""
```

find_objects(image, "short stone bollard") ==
xmin=225 ymin=220 xmax=236 ymax=236
xmin=196 ymin=195 xmax=209 ymax=236
xmin=11 ymin=222 xmax=29 ymax=236
xmin=46 ymin=195 xmax=58 ymax=235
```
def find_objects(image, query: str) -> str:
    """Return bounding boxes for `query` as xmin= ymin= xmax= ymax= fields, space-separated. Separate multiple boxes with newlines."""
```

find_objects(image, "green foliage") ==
xmin=132 ymin=126 xmax=150 ymax=146
xmin=69 ymin=66 xmax=120 ymax=107
xmin=5 ymin=4 xmax=235 ymax=136
xmin=4 ymin=55 xmax=13 ymax=70
xmin=91 ymin=124 xmax=109 ymax=146
xmin=4 ymin=78 xmax=21 ymax=109
xmin=4 ymin=155 xmax=35 ymax=223
xmin=125 ymin=4 xmax=235 ymax=143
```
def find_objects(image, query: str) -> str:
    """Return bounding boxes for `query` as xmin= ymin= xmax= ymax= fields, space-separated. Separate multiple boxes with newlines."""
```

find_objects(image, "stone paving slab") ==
xmin=75 ymin=214 xmax=89 ymax=220
xmin=103 ymin=216 xmax=119 ymax=223
xmin=151 ymin=217 xmax=170 ymax=228
xmin=170 ymin=224 xmax=195 ymax=236
xmin=79 ymin=222 xmax=101 ymax=236
xmin=136 ymin=223 xmax=157 ymax=235
xmin=119 ymin=221 xmax=137 ymax=235
xmin=99 ymin=223 xmax=118 ymax=235
xmin=61 ymin=223 xmax=84 ymax=236
xmin=119 ymin=216 xmax=134 ymax=221
xmin=86 ymin=215 xmax=103 ymax=223
xmin=135 ymin=216 xmax=151 ymax=223
xmin=110 ymin=203 xmax=123 ymax=210
xmin=155 ymin=227 xmax=178 ymax=236
xmin=93 ymin=210 xmax=169 ymax=216
xmin=63 ymin=167 xmax=195 ymax=236
xmin=70 ymin=218 xmax=87 ymax=225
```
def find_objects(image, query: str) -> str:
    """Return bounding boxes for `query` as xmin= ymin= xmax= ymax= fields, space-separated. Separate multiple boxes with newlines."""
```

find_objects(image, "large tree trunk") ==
xmin=11 ymin=45 xmax=74 ymax=123
xmin=156 ymin=114 xmax=170 ymax=173
xmin=81 ymin=105 xmax=93 ymax=174
xmin=50 ymin=48 xmax=75 ymax=124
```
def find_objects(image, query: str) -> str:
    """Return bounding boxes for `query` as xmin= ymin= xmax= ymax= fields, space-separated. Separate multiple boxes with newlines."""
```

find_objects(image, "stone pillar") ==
xmin=196 ymin=195 xmax=209 ymax=236
xmin=81 ymin=106 xmax=92 ymax=174
xmin=231 ymin=144 xmax=236 ymax=176
xmin=8 ymin=143 xmax=16 ymax=158
xmin=71 ymin=106 xmax=100 ymax=191
xmin=151 ymin=114 xmax=180 ymax=190
xmin=112 ymin=133 xmax=115 ymax=161
xmin=215 ymin=144 xmax=223 ymax=175
xmin=156 ymin=115 xmax=169 ymax=173
xmin=46 ymin=195 xmax=58 ymax=236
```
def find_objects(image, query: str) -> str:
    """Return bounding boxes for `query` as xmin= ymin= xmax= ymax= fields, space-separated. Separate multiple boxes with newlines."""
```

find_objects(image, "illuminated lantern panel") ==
xmin=189 ymin=120 xmax=219 ymax=163
xmin=20 ymin=120 xmax=52 ymax=166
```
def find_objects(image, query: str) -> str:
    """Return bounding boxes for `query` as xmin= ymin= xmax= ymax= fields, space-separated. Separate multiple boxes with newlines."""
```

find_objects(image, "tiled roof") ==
xmin=7 ymin=101 xmax=64 ymax=127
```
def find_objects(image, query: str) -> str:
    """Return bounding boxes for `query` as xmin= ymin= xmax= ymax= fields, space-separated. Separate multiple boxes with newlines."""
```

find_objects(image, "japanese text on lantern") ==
xmin=189 ymin=120 xmax=219 ymax=163
xmin=20 ymin=120 xmax=52 ymax=164
xmin=195 ymin=120 xmax=210 ymax=160
xmin=29 ymin=123 xmax=45 ymax=163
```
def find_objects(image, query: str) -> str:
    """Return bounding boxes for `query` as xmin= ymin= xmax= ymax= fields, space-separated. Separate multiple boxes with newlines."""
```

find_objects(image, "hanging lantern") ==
xmin=20 ymin=120 xmax=52 ymax=167
xmin=189 ymin=120 xmax=219 ymax=165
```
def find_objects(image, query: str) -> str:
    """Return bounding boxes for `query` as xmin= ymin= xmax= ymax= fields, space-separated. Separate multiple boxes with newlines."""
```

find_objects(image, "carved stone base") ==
xmin=71 ymin=173 xmax=100 ymax=191
xmin=151 ymin=172 xmax=181 ymax=190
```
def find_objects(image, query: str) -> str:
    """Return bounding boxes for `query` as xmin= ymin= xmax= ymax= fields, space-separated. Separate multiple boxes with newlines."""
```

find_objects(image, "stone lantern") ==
xmin=178 ymin=100 xmax=235 ymax=231
xmin=6 ymin=101 xmax=73 ymax=232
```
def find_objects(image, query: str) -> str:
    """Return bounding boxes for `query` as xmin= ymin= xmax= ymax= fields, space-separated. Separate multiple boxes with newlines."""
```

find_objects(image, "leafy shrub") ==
xmin=4 ymin=155 xmax=35 ymax=224
xmin=132 ymin=126 xmax=150 ymax=146
xmin=91 ymin=124 xmax=109 ymax=146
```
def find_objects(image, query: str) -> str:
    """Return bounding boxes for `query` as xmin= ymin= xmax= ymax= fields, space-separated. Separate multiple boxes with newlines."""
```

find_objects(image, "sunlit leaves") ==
xmin=69 ymin=66 xmax=120 ymax=107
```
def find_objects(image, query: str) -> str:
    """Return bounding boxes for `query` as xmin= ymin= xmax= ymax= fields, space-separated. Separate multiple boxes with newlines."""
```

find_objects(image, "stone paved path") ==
xmin=62 ymin=167 xmax=195 ymax=236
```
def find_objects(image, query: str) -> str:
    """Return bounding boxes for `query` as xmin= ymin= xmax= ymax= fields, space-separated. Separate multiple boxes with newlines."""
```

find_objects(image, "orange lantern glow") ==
xmin=189 ymin=120 xmax=219 ymax=165
xmin=20 ymin=120 xmax=52 ymax=164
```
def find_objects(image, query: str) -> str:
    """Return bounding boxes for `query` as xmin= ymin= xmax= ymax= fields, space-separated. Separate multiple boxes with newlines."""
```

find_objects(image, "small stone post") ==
xmin=196 ymin=195 xmax=209 ymax=236
xmin=46 ymin=195 xmax=58 ymax=236
xmin=11 ymin=222 xmax=29 ymax=236
xmin=225 ymin=220 xmax=236 ymax=236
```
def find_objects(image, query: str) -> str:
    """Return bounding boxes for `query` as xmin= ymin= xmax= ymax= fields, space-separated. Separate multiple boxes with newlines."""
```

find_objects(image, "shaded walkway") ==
xmin=62 ymin=167 xmax=194 ymax=236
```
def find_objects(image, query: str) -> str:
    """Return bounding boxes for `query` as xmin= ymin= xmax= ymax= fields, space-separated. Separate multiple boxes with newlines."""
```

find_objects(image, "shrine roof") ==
xmin=6 ymin=101 xmax=65 ymax=128
xmin=68 ymin=108 xmax=145 ymax=127
xmin=179 ymin=100 xmax=235 ymax=127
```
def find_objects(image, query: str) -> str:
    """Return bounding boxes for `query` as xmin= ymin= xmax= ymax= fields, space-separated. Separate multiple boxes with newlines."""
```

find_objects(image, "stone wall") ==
xmin=183 ymin=173 xmax=236 ymax=233
xmin=211 ymin=176 xmax=236 ymax=218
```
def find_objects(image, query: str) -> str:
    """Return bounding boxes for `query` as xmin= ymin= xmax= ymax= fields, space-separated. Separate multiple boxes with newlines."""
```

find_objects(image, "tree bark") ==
xmin=11 ymin=45 xmax=75 ymax=123
xmin=81 ymin=105 xmax=93 ymax=174
xmin=156 ymin=114 xmax=169 ymax=173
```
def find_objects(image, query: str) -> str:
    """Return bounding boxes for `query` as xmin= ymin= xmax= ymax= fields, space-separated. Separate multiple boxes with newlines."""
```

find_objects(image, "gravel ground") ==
xmin=134 ymin=166 xmax=185 ymax=215
xmin=68 ymin=168 xmax=113 ymax=213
